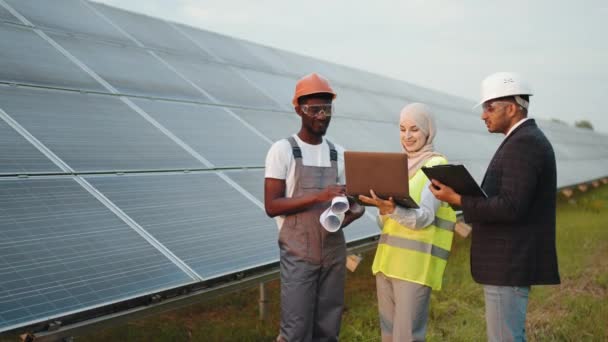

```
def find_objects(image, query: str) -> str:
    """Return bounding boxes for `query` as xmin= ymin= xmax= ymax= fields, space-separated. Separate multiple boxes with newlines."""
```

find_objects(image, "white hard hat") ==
xmin=475 ymin=72 xmax=533 ymax=108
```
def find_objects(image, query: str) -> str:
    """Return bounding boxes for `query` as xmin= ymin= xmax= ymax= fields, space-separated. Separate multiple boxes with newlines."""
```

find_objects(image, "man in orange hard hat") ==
xmin=264 ymin=73 xmax=365 ymax=341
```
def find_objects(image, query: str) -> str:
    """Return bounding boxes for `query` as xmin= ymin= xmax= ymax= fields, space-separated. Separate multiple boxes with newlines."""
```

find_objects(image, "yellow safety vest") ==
xmin=372 ymin=156 xmax=456 ymax=290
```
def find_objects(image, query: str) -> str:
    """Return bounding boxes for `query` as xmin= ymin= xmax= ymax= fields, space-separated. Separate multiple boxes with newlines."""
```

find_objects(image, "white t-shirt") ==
xmin=265 ymin=134 xmax=345 ymax=229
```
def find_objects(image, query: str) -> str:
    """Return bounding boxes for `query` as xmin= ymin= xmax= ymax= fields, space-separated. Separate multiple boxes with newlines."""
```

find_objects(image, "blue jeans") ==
xmin=483 ymin=285 xmax=530 ymax=342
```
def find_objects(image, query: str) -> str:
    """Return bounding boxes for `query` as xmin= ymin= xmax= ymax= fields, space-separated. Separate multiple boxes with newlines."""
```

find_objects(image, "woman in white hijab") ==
xmin=359 ymin=103 xmax=457 ymax=341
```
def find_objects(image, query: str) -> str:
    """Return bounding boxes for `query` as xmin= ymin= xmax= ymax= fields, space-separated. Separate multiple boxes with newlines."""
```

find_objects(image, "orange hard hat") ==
xmin=292 ymin=73 xmax=336 ymax=107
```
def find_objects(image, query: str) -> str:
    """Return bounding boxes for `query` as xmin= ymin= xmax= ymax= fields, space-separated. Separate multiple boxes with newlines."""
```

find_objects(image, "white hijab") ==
xmin=400 ymin=103 xmax=444 ymax=178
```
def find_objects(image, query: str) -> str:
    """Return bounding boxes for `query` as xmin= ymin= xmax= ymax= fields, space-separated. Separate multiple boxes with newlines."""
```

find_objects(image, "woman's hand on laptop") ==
xmin=358 ymin=189 xmax=396 ymax=215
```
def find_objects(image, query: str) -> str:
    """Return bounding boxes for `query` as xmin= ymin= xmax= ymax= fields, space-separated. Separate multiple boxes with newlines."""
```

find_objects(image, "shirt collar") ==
xmin=505 ymin=117 xmax=531 ymax=138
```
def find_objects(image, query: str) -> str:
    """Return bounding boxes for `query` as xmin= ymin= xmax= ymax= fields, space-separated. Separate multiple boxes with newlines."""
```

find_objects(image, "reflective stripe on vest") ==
xmin=372 ymin=156 xmax=456 ymax=291
xmin=379 ymin=234 xmax=450 ymax=260
xmin=433 ymin=216 xmax=454 ymax=231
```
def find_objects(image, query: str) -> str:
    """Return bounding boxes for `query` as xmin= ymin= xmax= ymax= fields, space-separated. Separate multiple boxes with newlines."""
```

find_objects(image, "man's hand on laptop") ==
xmin=358 ymin=189 xmax=396 ymax=215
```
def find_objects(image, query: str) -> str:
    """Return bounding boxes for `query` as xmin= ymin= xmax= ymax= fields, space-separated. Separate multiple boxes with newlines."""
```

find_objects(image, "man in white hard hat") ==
xmin=429 ymin=72 xmax=560 ymax=341
xmin=265 ymin=73 xmax=365 ymax=341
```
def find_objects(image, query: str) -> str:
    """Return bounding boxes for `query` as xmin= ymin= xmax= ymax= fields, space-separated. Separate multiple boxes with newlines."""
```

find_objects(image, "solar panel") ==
xmin=552 ymin=141 xmax=608 ymax=160
xmin=0 ymin=23 xmax=104 ymax=92
xmin=0 ymin=177 xmax=193 ymax=332
xmin=86 ymin=173 xmax=279 ymax=279
xmin=326 ymin=117 xmax=400 ymax=153
xmin=434 ymin=130 xmax=499 ymax=162
xmin=370 ymin=93 xmax=412 ymax=118
xmin=540 ymin=121 xmax=602 ymax=145
xmin=557 ymin=159 xmax=608 ymax=187
xmin=435 ymin=109 xmax=486 ymax=132
xmin=158 ymin=53 xmax=281 ymax=109
xmin=3 ymin=0 xmax=129 ymax=44
xmin=332 ymin=86 xmax=391 ymax=121
xmin=221 ymin=170 xmax=266 ymax=204
xmin=276 ymin=51 xmax=340 ymax=84
xmin=132 ymin=98 xmax=271 ymax=168
xmin=49 ymin=32 xmax=204 ymax=100
xmin=0 ymin=108 xmax=62 ymax=175
xmin=0 ymin=86 xmax=204 ymax=172
xmin=174 ymin=24 xmax=272 ymax=70
xmin=230 ymin=108 xmax=300 ymax=143
xmin=239 ymin=69 xmax=297 ymax=110
xmin=240 ymin=41 xmax=295 ymax=75
xmin=0 ymin=4 xmax=17 ymax=23
xmin=90 ymin=2 xmax=211 ymax=58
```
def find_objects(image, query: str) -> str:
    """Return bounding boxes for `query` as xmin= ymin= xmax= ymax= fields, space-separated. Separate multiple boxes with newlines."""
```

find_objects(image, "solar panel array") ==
xmin=0 ymin=0 xmax=607 ymax=333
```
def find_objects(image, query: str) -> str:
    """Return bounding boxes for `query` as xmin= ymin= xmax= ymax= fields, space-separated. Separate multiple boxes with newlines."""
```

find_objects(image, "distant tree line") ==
xmin=574 ymin=120 xmax=594 ymax=130
xmin=550 ymin=118 xmax=594 ymax=131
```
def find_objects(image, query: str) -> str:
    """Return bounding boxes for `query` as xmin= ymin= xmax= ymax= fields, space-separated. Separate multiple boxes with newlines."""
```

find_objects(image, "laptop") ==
xmin=344 ymin=151 xmax=419 ymax=208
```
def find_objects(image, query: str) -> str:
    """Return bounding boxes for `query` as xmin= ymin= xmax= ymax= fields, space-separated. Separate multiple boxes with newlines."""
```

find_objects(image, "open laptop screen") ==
xmin=344 ymin=151 xmax=418 ymax=208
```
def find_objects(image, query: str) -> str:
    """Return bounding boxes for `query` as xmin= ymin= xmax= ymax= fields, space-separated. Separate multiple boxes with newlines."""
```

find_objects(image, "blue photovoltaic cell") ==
xmin=240 ymin=41 xmax=294 ymax=75
xmin=90 ymin=2 xmax=211 ymax=58
xmin=0 ymin=86 xmax=204 ymax=172
xmin=132 ymin=99 xmax=270 ymax=168
xmin=49 ymin=32 xmax=204 ymax=101
xmin=230 ymin=108 xmax=300 ymax=143
xmin=0 ymin=108 xmax=62 ymax=175
xmin=435 ymin=109 xmax=486 ymax=133
xmin=332 ymin=85 xmax=391 ymax=121
xmin=0 ymin=23 xmax=105 ymax=92
xmin=175 ymin=24 xmax=272 ymax=70
xmin=275 ymin=50 xmax=336 ymax=82
xmin=0 ymin=4 xmax=18 ymax=23
xmin=4 ymin=0 xmax=130 ymax=43
xmin=370 ymin=93 xmax=412 ymax=118
xmin=557 ymin=159 xmax=608 ymax=187
xmin=159 ymin=53 xmax=281 ymax=109
xmin=0 ymin=178 xmax=193 ymax=332
xmin=87 ymin=173 xmax=279 ymax=279
xmin=434 ymin=130 xmax=499 ymax=162
xmin=326 ymin=117 xmax=400 ymax=153
xmin=221 ymin=169 xmax=266 ymax=205
xmin=239 ymin=69 xmax=297 ymax=110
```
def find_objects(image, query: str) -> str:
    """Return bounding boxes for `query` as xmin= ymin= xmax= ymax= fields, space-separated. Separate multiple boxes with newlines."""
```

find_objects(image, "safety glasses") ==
xmin=482 ymin=101 xmax=513 ymax=113
xmin=301 ymin=104 xmax=333 ymax=118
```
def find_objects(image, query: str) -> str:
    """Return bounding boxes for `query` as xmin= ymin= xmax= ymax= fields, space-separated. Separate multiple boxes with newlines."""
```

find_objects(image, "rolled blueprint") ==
xmin=330 ymin=196 xmax=349 ymax=214
xmin=320 ymin=196 xmax=350 ymax=232
xmin=320 ymin=208 xmax=345 ymax=232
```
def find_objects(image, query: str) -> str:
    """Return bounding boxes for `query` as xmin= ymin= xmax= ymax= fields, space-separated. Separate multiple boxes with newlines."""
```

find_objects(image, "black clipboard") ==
xmin=421 ymin=164 xmax=487 ymax=198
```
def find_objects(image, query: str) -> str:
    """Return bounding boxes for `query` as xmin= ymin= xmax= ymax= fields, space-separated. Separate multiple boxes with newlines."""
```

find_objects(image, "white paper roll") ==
xmin=330 ymin=196 xmax=350 ymax=214
xmin=320 ymin=207 xmax=345 ymax=232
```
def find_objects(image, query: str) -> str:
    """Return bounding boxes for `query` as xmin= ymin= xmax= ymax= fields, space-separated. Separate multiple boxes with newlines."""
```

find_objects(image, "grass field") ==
xmin=7 ymin=185 xmax=607 ymax=341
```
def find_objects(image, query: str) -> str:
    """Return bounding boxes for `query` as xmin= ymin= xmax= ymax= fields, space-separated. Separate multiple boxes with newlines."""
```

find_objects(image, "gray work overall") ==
xmin=278 ymin=137 xmax=347 ymax=342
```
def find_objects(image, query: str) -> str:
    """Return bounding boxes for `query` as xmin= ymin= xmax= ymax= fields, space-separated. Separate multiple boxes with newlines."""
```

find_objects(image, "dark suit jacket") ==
xmin=462 ymin=119 xmax=560 ymax=286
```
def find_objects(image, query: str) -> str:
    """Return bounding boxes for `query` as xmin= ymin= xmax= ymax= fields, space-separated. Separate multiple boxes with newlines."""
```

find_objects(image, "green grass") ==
xmin=5 ymin=186 xmax=607 ymax=341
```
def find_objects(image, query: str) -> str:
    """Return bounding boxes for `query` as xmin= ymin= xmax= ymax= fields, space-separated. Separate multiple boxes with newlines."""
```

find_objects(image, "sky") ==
xmin=93 ymin=0 xmax=608 ymax=134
